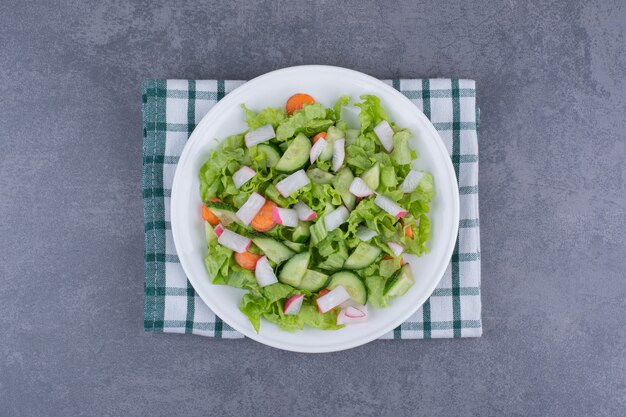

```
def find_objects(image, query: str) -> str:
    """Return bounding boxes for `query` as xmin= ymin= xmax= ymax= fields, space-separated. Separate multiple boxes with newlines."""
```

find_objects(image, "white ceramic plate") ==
xmin=171 ymin=65 xmax=459 ymax=353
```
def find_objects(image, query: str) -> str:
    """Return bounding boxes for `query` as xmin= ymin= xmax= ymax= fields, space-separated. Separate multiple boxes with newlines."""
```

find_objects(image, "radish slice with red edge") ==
xmin=275 ymin=169 xmax=310 ymax=197
xmin=293 ymin=201 xmax=317 ymax=221
xmin=324 ymin=205 xmax=349 ymax=232
xmin=400 ymin=170 xmax=425 ymax=193
xmin=271 ymin=206 xmax=299 ymax=227
xmin=316 ymin=285 xmax=351 ymax=313
xmin=387 ymin=241 xmax=404 ymax=257
xmin=355 ymin=226 xmax=377 ymax=242
xmin=283 ymin=294 xmax=304 ymax=315
xmin=374 ymin=194 xmax=408 ymax=218
xmin=254 ymin=256 xmax=278 ymax=288
xmin=373 ymin=120 xmax=394 ymax=152
xmin=244 ymin=124 xmax=275 ymax=147
xmin=233 ymin=166 xmax=257 ymax=189
xmin=331 ymin=139 xmax=345 ymax=172
xmin=349 ymin=177 xmax=374 ymax=197
xmin=235 ymin=192 xmax=266 ymax=225
xmin=217 ymin=227 xmax=251 ymax=253
xmin=309 ymin=138 xmax=328 ymax=164
xmin=337 ymin=305 xmax=368 ymax=325
xmin=214 ymin=224 xmax=224 ymax=237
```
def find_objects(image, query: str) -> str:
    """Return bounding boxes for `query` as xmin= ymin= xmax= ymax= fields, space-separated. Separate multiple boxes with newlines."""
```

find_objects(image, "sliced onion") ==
xmin=400 ymin=170 xmax=425 ymax=193
xmin=337 ymin=305 xmax=368 ymax=325
xmin=331 ymin=138 xmax=345 ymax=172
xmin=235 ymin=192 xmax=266 ymax=225
xmin=275 ymin=169 xmax=310 ymax=197
xmin=244 ymin=124 xmax=275 ymax=147
xmin=309 ymin=138 xmax=328 ymax=164
xmin=293 ymin=201 xmax=317 ymax=221
xmin=217 ymin=227 xmax=251 ymax=253
xmin=373 ymin=120 xmax=394 ymax=152
xmin=387 ymin=241 xmax=404 ymax=257
xmin=355 ymin=226 xmax=377 ymax=242
xmin=283 ymin=294 xmax=304 ymax=315
xmin=324 ymin=205 xmax=349 ymax=232
xmin=271 ymin=206 xmax=299 ymax=227
xmin=316 ymin=285 xmax=351 ymax=313
xmin=349 ymin=177 xmax=374 ymax=197
xmin=233 ymin=166 xmax=257 ymax=189
xmin=254 ymin=256 xmax=278 ymax=288
xmin=374 ymin=194 xmax=408 ymax=218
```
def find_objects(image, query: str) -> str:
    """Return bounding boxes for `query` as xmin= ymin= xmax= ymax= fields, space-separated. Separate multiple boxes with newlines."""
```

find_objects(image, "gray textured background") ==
xmin=1 ymin=0 xmax=625 ymax=416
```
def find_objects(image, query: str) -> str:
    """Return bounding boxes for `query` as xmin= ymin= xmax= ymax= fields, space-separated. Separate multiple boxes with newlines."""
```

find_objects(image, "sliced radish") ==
xmin=355 ymin=226 xmax=377 ymax=241
xmin=254 ymin=256 xmax=278 ymax=288
xmin=233 ymin=166 xmax=257 ymax=189
xmin=309 ymin=138 xmax=328 ymax=164
xmin=331 ymin=138 xmax=345 ymax=172
xmin=271 ymin=206 xmax=299 ymax=227
xmin=283 ymin=294 xmax=304 ymax=315
xmin=293 ymin=201 xmax=317 ymax=221
xmin=400 ymin=170 xmax=425 ymax=193
xmin=337 ymin=305 xmax=368 ymax=325
xmin=373 ymin=120 xmax=394 ymax=152
xmin=324 ymin=205 xmax=349 ymax=232
xmin=275 ymin=169 xmax=310 ymax=197
xmin=214 ymin=224 xmax=224 ymax=237
xmin=374 ymin=194 xmax=408 ymax=218
xmin=316 ymin=285 xmax=351 ymax=313
xmin=217 ymin=228 xmax=251 ymax=253
xmin=235 ymin=192 xmax=266 ymax=225
xmin=341 ymin=106 xmax=361 ymax=129
xmin=349 ymin=177 xmax=374 ymax=197
xmin=387 ymin=241 xmax=404 ymax=257
xmin=244 ymin=124 xmax=275 ymax=147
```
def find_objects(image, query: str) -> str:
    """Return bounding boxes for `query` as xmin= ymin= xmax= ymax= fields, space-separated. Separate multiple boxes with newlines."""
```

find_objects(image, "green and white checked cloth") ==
xmin=142 ymin=78 xmax=482 ymax=339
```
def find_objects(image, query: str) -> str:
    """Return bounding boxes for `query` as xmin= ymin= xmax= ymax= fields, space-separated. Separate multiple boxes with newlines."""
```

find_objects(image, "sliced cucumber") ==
xmin=361 ymin=163 xmax=380 ymax=191
xmin=307 ymin=168 xmax=335 ymax=184
xmin=205 ymin=222 xmax=217 ymax=245
xmin=328 ymin=271 xmax=368 ymax=304
xmin=205 ymin=201 xmax=239 ymax=225
xmin=251 ymin=236 xmax=294 ymax=264
xmin=298 ymin=269 xmax=330 ymax=292
xmin=276 ymin=133 xmax=311 ymax=172
xmin=319 ymin=126 xmax=343 ymax=162
xmin=283 ymin=241 xmax=307 ymax=252
xmin=278 ymin=251 xmax=311 ymax=287
xmin=257 ymin=144 xmax=282 ymax=168
xmin=384 ymin=264 xmax=415 ymax=297
xmin=380 ymin=257 xmax=402 ymax=278
xmin=343 ymin=242 xmax=382 ymax=270
xmin=317 ymin=253 xmax=346 ymax=272
xmin=292 ymin=222 xmax=311 ymax=243
xmin=332 ymin=167 xmax=356 ymax=210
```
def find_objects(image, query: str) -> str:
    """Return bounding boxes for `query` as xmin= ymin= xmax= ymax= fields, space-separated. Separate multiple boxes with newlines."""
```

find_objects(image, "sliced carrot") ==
xmin=234 ymin=251 xmax=262 ymax=271
xmin=383 ymin=255 xmax=404 ymax=265
xmin=312 ymin=131 xmax=327 ymax=144
xmin=286 ymin=93 xmax=315 ymax=115
xmin=405 ymin=225 xmax=414 ymax=239
xmin=202 ymin=197 xmax=222 ymax=226
xmin=250 ymin=200 xmax=277 ymax=232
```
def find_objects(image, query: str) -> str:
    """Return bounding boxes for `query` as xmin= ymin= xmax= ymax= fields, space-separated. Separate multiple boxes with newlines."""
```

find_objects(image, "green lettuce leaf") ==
xmin=241 ymin=104 xmax=286 ymax=129
xmin=365 ymin=276 xmax=387 ymax=308
xmin=355 ymin=95 xmax=388 ymax=132
xmin=275 ymin=103 xmax=332 ymax=141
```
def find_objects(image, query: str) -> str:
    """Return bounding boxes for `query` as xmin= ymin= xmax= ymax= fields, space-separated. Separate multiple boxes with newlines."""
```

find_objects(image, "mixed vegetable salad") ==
xmin=199 ymin=93 xmax=434 ymax=332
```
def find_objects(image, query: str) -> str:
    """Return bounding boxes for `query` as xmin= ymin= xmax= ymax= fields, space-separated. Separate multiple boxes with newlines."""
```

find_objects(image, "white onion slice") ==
xmin=400 ymin=170 xmax=425 ymax=193
xmin=244 ymin=124 xmax=275 ymax=147
xmin=275 ymin=169 xmax=310 ymax=197
xmin=374 ymin=194 xmax=408 ymax=218
xmin=233 ymin=166 xmax=257 ymax=189
xmin=293 ymin=201 xmax=317 ymax=221
xmin=324 ymin=206 xmax=349 ymax=232
xmin=373 ymin=120 xmax=394 ymax=152
xmin=235 ymin=192 xmax=266 ymax=225
xmin=349 ymin=177 xmax=374 ymax=197
xmin=316 ymin=286 xmax=351 ymax=313
xmin=331 ymin=139 xmax=345 ymax=172
xmin=255 ymin=256 xmax=278 ymax=288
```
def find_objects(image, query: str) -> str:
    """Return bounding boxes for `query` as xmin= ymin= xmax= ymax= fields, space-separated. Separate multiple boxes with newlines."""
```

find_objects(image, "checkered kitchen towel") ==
xmin=143 ymin=78 xmax=482 ymax=339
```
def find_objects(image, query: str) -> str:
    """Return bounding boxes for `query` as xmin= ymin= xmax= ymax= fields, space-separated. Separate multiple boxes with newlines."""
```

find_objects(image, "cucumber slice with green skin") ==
xmin=319 ymin=126 xmax=343 ymax=161
xmin=343 ymin=242 xmax=382 ymax=270
xmin=257 ymin=144 xmax=282 ymax=168
xmin=278 ymin=251 xmax=311 ymax=287
xmin=328 ymin=271 xmax=368 ymax=304
xmin=251 ymin=237 xmax=294 ymax=264
xmin=205 ymin=201 xmax=239 ymax=225
xmin=205 ymin=222 xmax=217 ymax=245
xmin=384 ymin=264 xmax=415 ymax=297
xmin=361 ymin=163 xmax=380 ymax=191
xmin=283 ymin=241 xmax=307 ymax=252
xmin=307 ymin=168 xmax=335 ymax=184
xmin=292 ymin=222 xmax=311 ymax=243
xmin=276 ymin=133 xmax=311 ymax=172
xmin=298 ymin=269 xmax=330 ymax=292
xmin=332 ymin=167 xmax=356 ymax=210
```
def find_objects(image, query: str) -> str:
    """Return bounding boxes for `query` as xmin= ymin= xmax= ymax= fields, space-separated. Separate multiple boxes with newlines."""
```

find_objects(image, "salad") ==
xmin=199 ymin=93 xmax=434 ymax=332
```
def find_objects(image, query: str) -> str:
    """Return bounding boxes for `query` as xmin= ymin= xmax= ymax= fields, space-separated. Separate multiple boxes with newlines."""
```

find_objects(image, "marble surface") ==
xmin=1 ymin=0 xmax=624 ymax=416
